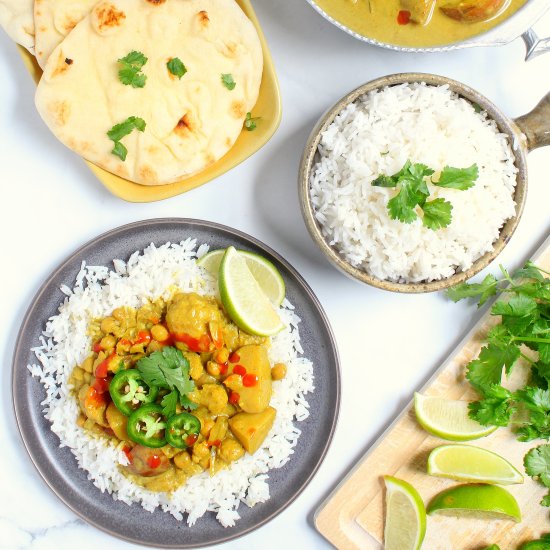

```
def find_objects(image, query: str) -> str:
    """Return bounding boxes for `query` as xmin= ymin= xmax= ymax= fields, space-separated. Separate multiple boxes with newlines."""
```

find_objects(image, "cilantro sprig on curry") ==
xmin=71 ymin=292 xmax=287 ymax=492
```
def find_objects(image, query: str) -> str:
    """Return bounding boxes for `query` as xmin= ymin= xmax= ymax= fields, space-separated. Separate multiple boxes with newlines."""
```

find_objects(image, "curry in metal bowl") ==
xmin=311 ymin=0 xmax=528 ymax=48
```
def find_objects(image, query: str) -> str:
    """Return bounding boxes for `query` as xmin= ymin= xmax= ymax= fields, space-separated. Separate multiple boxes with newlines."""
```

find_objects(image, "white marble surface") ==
xmin=1 ymin=2 xmax=550 ymax=549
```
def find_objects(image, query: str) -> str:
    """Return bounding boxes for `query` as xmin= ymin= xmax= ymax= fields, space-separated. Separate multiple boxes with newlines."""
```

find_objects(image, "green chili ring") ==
xmin=127 ymin=404 xmax=167 ymax=448
xmin=109 ymin=369 xmax=159 ymax=416
xmin=165 ymin=413 xmax=201 ymax=449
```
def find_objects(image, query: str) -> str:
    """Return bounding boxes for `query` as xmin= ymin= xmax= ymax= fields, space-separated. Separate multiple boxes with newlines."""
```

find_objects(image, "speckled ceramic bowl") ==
xmin=12 ymin=219 xmax=341 ymax=548
xmin=305 ymin=0 xmax=550 ymax=60
xmin=299 ymin=73 xmax=550 ymax=293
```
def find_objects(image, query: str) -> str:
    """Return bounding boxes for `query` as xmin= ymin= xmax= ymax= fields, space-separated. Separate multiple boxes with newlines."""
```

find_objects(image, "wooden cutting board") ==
xmin=315 ymin=235 xmax=550 ymax=550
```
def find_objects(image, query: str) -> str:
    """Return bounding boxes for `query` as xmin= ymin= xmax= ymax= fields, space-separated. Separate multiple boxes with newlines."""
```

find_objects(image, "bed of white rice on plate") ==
xmin=27 ymin=239 xmax=314 ymax=527
xmin=309 ymin=82 xmax=518 ymax=283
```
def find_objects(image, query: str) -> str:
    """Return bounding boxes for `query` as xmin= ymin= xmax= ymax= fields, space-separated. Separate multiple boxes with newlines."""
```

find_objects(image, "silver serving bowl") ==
xmin=298 ymin=72 xmax=550 ymax=293
xmin=305 ymin=0 xmax=550 ymax=60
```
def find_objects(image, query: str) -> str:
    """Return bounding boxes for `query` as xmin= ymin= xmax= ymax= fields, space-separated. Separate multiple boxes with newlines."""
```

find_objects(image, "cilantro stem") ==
xmin=512 ymin=336 xmax=550 ymax=344
xmin=499 ymin=265 xmax=514 ymax=285
xmin=519 ymin=351 xmax=537 ymax=366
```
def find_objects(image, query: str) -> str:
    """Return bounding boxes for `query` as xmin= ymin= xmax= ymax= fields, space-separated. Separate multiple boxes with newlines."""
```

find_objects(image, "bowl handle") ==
xmin=514 ymin=92 xmax=550 ymax=151
xmin=522 ymin=29 xmax=550 ymax=61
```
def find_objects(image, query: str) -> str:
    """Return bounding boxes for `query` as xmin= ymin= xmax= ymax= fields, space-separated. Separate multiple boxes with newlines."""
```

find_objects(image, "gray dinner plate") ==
xmin=12 ymin=218 xmax=341 ymax=548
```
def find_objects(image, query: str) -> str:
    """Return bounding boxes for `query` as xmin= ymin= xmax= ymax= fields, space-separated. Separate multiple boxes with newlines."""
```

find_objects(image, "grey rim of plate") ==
xmin=12 ymin=218 xmax=341 ymax=549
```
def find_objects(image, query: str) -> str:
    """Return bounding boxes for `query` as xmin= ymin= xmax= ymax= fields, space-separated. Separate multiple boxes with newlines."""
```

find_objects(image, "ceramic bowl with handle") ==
xmin=298 ymin=72 xmax=550 ymax=293
xmin=305 ymin=0 xmax=550 ymax=60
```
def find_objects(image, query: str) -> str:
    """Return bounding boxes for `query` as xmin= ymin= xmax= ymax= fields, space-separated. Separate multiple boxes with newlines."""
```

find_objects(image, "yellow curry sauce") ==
xmin=313 ymin=0 xmax=527 ymax=48
xmin=69 ymin=292 xmax=287 ymax=493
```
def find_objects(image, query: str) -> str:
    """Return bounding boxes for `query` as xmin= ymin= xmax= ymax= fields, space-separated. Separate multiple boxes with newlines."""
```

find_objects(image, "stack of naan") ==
xmin=0 ymin=0 xmax=263 ymax=185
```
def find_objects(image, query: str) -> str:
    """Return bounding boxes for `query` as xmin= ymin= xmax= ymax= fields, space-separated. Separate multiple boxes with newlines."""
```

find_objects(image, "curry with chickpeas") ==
xmin=70 ymin=291 xmax=287 ymax=493
xmin=313 ymin=0 xmax=527 ymax=48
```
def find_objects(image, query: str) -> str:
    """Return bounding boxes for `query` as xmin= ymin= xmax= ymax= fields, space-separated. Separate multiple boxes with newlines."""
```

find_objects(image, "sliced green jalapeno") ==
xmin=109 ymin=369 xmax=159 ymax=416
xmin=127 ymin=404 xmax=166 ymax=448
xmin=165 ymin=413 xmax=201 ymax=449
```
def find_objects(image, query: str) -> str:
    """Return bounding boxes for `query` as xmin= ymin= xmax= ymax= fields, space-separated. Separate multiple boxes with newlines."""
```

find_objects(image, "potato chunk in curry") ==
xmin=229 ymin=407 xmax=277 ymax=454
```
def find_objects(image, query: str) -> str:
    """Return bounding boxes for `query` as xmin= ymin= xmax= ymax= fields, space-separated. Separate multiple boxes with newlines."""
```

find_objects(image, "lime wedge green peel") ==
xmin=414 ymin=393 xmax=497 ymax=441
xmin=427 ymin=444 xmax=523 ymax=485
xmin=427 ymin=483 xmax=521 ymax=522
xmin=383 ymin=476 xmax=426 ymax=550
xmin=197 ymin=248 xmax=285 ymax=306
xmin=219 ymin=246 xmax=284 ymax=337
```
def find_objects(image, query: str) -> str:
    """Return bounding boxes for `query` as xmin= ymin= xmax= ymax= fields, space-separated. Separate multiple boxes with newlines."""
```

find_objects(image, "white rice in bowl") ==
xmin=309 ymin=82 xmax=518 ymax=283
xmin=27 ymin=239 xmax=314 ymax=527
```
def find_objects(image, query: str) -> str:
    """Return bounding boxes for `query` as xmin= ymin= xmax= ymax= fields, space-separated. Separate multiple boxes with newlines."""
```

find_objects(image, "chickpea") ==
xmin=200 ymin=417 xmax=215 ymax=438
xmin=191 ymin=441 xmax=210 ymax=464
xmin=116 ymin=339 xmax=131 ymax=355
xmin=208 ymin=417 xmax=228 ymax=444
xmin=206 ymin=361 xmax=220 ymax=377
xmin=219 ymin=439 xmax=245 ymax=463
xmin=92 ymin=351 xmax=106 ymax=372
xmin=100 ymin=334 xmax=116 ymax=350
xmin=214 ymin=348 xmax=229 ymax=365
xmin=112 ymin=308 xmax=127 ymax=322
xmin=184 ymin=352 xmax=204 ymax=381
xmin=100 ymin=317 xmax=118 ymax=334
xmin=174 ymin=451 xmax=192 ymax=470
xmin=72 ymin=367 xmax=84 ymax=381
xmin=151 ymin=324 xmax=169 ymax=342
xmin=271 ymin=363 xmax=287 ymax=381
xmin=130 ymin=343 xmax=145 ymax=354
xmin=81 ymin=355 xmax=95 ymax=373
xmin=147 ymin=340 xmax=162 ymax=353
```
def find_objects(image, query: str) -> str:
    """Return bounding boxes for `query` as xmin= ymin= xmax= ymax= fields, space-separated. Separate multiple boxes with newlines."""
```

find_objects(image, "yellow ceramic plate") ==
xmin=18 ymin=0 xmax=281 ymax=203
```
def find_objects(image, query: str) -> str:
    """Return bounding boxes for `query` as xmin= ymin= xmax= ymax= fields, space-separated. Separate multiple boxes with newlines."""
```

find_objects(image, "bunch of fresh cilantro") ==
xmin=137 ymin=347 xmax=197 ymax=418
xmin=447 ymin=262 xmax=550 ymax=505
xmin=484 ymin=536 xmax=550 ymax=550
xmin=371 ymin=160 xmax=478 ymax=230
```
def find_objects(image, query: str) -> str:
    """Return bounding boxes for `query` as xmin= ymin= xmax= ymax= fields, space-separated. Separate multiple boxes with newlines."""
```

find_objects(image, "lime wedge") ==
xmin=427 ymin=444 xmax=523 ymax=485
xmin=427 ymin=483 xmax=521 ymax=522
xmin=197 ymin=249 xmax=225 ymax=273
xmin=219 ymin=246 xmax=284 ymax=336
xmin=414 ymin=393 xmax=497 ymax=441
xmin=197 ymin=248 xmax=285 ymax=306
xmin=383 ymin=476 xmax=426 ymax=550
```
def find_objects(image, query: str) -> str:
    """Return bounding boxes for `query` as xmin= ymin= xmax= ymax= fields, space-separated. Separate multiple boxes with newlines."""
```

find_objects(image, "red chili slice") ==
xmin=92 ymin=377 xmax=110 ymax=394
xmin=242 ymin=374 xmax=258 ymax=387
xmin=134 ymin=330 xmax=152 ymax=345
xmin=397 ymin=10 xmax=411 ymax=24
xmin=95 ymin=351 xmax=116 ymax=378
xmin=122 ymin=446 xmax=133 ymax=463
xmin=84 ymin=386 xmax=107 ymax=409
xmin=172 ymin=333 xmax=211 ymax=353
xmin=229 ymin=391 xmax=240 ymax=405
xmin=233 ymin=365 xmax=246 ymax=376
xmin=147 ymin=455 xmax=162 ymax=469
xmin=229 ymin=352 xmax=240 ymax=363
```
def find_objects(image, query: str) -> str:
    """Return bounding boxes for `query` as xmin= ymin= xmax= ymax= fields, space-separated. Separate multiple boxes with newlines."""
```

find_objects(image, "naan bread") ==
xmin=0 ymin=0 xmax=35 ymax=51
xmin=34 ymin=0 xmax=97 ymax=69
xmin=35 ymin=0 xmax=263 ymax=185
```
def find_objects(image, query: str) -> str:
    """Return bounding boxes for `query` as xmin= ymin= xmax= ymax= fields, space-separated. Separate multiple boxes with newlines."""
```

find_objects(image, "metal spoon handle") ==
xmin=522 ymin=29 xmax=550 ymax=61
xmin=514 ymin=92 xmax=550 ymax=151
